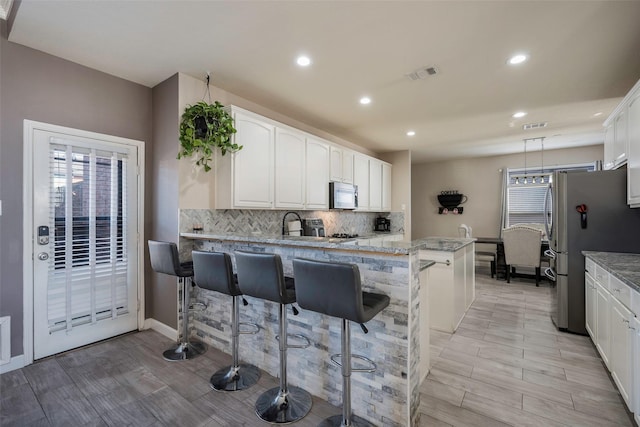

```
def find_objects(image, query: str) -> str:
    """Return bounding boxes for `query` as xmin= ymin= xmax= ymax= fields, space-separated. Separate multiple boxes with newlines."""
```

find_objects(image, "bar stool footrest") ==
xmin=275 ymin=333 xmax=311 ymax=349
xmin=239 ymin=322 xmax=260 ymax=335
xmin=330 ymin=353 xmax=376 ymax=373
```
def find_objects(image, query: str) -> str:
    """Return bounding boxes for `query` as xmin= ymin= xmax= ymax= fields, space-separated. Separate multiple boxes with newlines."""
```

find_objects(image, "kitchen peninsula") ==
xmin=179 ymin=232 xmax=474 ymax=426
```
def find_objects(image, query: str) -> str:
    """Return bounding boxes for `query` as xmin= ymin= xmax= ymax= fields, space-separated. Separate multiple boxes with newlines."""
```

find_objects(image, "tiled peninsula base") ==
xmin=181 ymin=238 xmax=421 ymax=427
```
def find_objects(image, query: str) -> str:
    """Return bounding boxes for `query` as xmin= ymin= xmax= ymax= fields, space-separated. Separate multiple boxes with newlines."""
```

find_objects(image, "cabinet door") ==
xmin=342 ymin=151 xmax=354 ymax=184
xmin=233 ymin=113 xmax=275 ymax=208
xmin=627 ymin=89 xmax=640 ymax=207
xmin=274 ymin=128 xmax=305 ymax=209
xmin=419 ymin=267 xmax=430 ymax=382
xmin=330 ymin=146 xmax=343 ymax=182
xmin=306 ymin=138 xmax=329 ymax=210
xmin=464 ymin=243 xmax=475 ymax=310
xmin=382 ymin=162 xmax=392 ymax=211
xmin=353 ymin=154 xmax=370 ymax=210
xmin=369 ymin=159 xmax=382 ymax=211
xmin=610 ymin=296 xmax=632 ymax=407
xmin=585 ymin=272 xmax=597 ymax=340
xmin=633 ymin=316 xmax=640 ymax=420
xmin=604 ymin=124 xmax=615 ymax=170
xmin=596 ymin=281 xmax=611 ymax=369
xmin=614 ymin=111 xmax=627 ymax=167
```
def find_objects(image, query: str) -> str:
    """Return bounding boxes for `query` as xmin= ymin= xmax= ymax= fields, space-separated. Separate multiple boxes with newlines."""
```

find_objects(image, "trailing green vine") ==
xmin=177 ymin=101 xmax=241 ymax=172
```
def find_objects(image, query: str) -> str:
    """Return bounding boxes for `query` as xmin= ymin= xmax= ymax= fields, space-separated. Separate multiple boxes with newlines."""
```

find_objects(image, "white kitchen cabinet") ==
xmin=369 ymin=159 xmax=382 ymax=211
xmin=305 ymin=138 xmax=330 ymax=209
xmin=610 ymin=295 xmax=633 ymax=407
xmin=421 ymin=245 xmax=474 ymax=333
xmin=585 ymin=271 xmax=597 ymax=340
xmin=604 ymin=124 xmax=615 ymax=170
xmin=223 ymin=110 xmax=275 ymax=209
xmin=633 ymin=315 xmax=640 ymax=423
xmin=419 ymin=265 xmax=430 ymax=383
xmin=613 ymin=111 xmax=628 ymax=168
xmin=354 ymin=154 xmax=370 ymax=211
xmin=330 ymin=146 xmax=354 ymax=184
xmin=627 ymin=88 xmax=640 ymax=207
xmin=275 ymin=127 xmax=306 ymax=209
xmin=382 ymin=162 xmax=392 ymax=212
xmin=595 ymin=280 xmax=611 ymax=369
xmin=464 ymin=242 xmax=475 ymax=310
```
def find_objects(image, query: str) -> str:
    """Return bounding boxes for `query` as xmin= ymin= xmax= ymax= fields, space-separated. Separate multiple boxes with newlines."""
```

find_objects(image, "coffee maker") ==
xmin=374 ymin=217 xmax=391 ymax=232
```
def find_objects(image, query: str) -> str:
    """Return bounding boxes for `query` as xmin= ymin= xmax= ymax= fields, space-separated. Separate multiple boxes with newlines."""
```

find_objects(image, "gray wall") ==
xmin=0 ymin=25 xmax=152 ymax=357
xmin=149 ymin=74 xmax=179 ymax=328
xmin=411 ymin=145 xmax=604 ymax=240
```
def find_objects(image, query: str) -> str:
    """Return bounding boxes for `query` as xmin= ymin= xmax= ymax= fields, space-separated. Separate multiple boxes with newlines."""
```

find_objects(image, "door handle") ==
xmin=544 ymin=267 xmax=556 ymax=282
xmin=544 ymin=249 xmax=556 ymax=260
xmin=38 ymin=252 xmax=49 ymax=261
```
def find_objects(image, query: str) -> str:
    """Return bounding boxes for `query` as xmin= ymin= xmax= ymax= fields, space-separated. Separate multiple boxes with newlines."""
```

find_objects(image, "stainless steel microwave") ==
xmin=329 ymin=182 xmax=358 ymax=210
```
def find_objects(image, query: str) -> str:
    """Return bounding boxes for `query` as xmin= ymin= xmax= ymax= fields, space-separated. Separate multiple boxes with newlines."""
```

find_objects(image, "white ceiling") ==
xmin=8 ymin=1 xmax=640 ymax=163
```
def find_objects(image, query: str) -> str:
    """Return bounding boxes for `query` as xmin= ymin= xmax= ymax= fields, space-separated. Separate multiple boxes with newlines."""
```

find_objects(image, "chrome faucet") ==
xmin=282 ymin=211 xmax=302 ymax=236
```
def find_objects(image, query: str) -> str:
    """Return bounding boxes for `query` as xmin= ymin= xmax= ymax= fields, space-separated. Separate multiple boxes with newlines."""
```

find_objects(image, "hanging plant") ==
xmin=177 ymin=101 xmax=241 ymax=172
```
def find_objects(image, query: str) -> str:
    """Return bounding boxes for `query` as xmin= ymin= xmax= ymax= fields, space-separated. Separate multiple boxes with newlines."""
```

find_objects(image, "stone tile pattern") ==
xmin=421 ymin=270 xmax=635 ymax=427
xmin=180 ymin=209 xmax=405 ymax=236
xmin=408 ymin=250 xmax=422 ymax=426
xmin=189 ymin=239 xmax=415 ymax=427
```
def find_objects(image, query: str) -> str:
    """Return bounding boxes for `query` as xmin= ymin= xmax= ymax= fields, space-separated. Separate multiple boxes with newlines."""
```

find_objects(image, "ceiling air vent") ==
xmin=523 ymin=122 xmax=548 ymax=130
xmin=406 ymin=66 xmax=439 ymax=81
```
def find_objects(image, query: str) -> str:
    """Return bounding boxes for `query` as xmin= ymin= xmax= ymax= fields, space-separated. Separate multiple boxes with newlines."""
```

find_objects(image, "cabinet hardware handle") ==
xmin=435 ymin=260 xmax=451 ymax=266
xmin=622 ymin=319 xmax=630 ymax=324
xmin=614 ymin=288 xmax=621 ymax=293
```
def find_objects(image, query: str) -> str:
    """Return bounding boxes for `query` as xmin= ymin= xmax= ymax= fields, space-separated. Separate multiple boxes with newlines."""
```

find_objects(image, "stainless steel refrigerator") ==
xmin=544 ymin=168 xmax=640 ymax=335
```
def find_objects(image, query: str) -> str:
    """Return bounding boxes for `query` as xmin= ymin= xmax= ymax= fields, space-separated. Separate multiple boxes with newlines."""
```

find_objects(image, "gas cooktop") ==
xmin=331 ymin=233 xmax=359 ymax=239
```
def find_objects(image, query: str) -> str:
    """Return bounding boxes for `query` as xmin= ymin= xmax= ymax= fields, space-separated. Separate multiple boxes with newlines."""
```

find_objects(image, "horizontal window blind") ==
xmin=48 ymin=143 xmax=129 ymax=332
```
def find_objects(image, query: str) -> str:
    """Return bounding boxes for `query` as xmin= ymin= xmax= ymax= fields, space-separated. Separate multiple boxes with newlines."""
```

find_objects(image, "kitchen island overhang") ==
xmin=177 ymin=232 xmax=473 ymax=426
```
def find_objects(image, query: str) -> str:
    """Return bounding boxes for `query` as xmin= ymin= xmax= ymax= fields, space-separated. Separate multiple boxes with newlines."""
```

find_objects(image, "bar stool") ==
xmin=192 ymin=250 xmax=261 ymax=391
xmin=292 ymin=258 xmax=390 ymax=427
xmin=235 ymin=251 xmax=312 ymax=424
xmin=148 ymin=240 xmax=206 ymax=361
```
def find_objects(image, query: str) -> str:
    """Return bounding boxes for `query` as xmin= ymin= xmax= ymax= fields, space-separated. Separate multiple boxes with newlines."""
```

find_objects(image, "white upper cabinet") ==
xmin=330 ymin=146 xmax=354 ymax=184
xmin=604 ymin=124 xmax=615 ymax=170
xmin=353 ymin=153 xmax=370 ymax=210
xmin=369 ymin=159 xmax=382 ymax=211
xmin=614 ymin=111 xmax=628 ymax=167
xmin=275 ymin=128 xmax=306 ymax=209
xmin=627 ymin=87 xmax=640 ymax=207
xmin=382 ymin=162 xmax=392 ymax=212
xmin=306 ymin=137 xmax=330 ymax=210
xmin=230 ymin=111 xmax=275 ymax=209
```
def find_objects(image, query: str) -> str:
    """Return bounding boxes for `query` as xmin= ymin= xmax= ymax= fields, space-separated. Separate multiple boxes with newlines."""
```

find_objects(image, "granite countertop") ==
xmin=582 ymin=251 xmax=640 ymax=293
xmin=181 ymin=232 xmax=474 ymax=255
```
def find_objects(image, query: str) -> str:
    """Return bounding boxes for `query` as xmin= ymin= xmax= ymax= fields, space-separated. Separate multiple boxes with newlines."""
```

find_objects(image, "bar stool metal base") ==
xmin=255 ymin=385 xmax=312 ymax=424
xmin=210 ymin=364 xmax=260 ymax=391
xmin=162 ymin=341 xmax=206 ymax=361
xmin=319 ymin=414 xmax=375 ymax=427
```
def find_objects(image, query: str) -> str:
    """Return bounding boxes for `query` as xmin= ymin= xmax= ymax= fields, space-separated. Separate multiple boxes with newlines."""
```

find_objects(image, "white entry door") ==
xmin=28 ymin=122 xmax=142 ymax=359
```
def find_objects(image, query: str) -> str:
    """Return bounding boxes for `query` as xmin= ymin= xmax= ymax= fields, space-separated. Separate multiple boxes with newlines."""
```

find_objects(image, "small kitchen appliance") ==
xmin=374 ymin=217 xmax=391 ymax=232
xmin=329 ymin=182 xmax=358 ymax=210
xmin=302 ymin=218 xmax=325 ymax=237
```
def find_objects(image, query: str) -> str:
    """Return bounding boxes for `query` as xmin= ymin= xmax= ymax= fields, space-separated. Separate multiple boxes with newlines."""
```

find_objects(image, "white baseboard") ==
xmin=0 ymin=354 xmax=26 ymax=374
xmin=142 ymin=318 xmax=178 ymax=341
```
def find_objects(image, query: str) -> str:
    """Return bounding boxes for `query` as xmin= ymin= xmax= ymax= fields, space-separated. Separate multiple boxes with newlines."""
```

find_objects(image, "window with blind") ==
xmin=48 ymin=143 xmax=130 ymax=332
xmin=505 ymin=163 xmax=597 ymax=228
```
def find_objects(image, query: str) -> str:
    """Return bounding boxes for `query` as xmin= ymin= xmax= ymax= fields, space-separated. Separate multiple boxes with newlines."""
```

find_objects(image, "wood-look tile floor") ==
xmin=2 ymin=270 xmax=636 ymax=427
xmin=421 ymin=270 xmax=637 ymax=427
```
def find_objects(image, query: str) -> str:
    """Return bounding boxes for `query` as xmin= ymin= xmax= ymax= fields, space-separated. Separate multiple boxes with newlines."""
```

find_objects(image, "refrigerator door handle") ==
xmin=543 ymin=182 xmax=553 ymax=242
xmin=544 ymin=267 xmax=556 ymax=282
xmin=544 ymin=248 xmax=556 ymax=260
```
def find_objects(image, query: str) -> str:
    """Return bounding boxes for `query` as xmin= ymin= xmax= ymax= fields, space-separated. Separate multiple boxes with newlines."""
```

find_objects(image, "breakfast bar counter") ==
xmin=177 ymin=233 xmax=471 ymax=426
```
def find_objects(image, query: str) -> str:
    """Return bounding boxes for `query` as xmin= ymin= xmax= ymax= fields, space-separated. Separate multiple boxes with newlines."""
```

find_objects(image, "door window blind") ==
xmin=48 ymin=143 xmax=129 ymax=332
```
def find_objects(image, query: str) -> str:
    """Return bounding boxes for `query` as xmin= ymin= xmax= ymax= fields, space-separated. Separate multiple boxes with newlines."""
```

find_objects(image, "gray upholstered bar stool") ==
xmin=292 ymin=258 xmax=390 ymax=427
xmin=148 ymin=240 xmax=206 ymax=361
xmin=192 ymin=250 xmax=261 ymax=391
xmin=235 ymin=250 xmax=312 ymax=424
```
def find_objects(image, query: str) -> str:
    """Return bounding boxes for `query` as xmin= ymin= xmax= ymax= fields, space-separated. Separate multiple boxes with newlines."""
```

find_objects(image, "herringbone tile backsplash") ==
xmin=180 ymin=209 xmax=404 ymax=236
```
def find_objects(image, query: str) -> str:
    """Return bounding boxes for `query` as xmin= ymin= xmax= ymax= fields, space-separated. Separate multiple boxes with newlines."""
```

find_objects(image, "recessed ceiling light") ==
xmin=296 ymin=55 xmax=311 ymax=67
xmin=508 ymin=54 xmax=528 ymax=65
xmin=359 ymin=96 xmax=371 ymax=105
xmin=593 ymin=112 xmax=603 ymax=117
xmin=406 ymin=131 xmax=416 ymax=137
xmin=512 ymin=111 xmax=527 ymax=118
